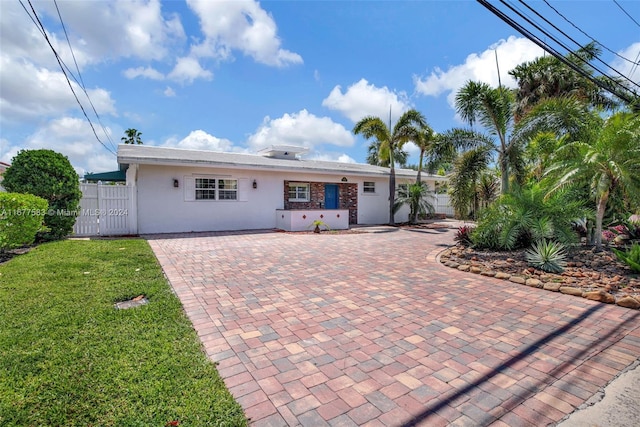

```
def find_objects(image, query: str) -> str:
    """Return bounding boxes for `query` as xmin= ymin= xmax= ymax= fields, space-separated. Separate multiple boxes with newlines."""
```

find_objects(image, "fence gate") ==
xmin=73 ymin=183 xmax=135 ymax=236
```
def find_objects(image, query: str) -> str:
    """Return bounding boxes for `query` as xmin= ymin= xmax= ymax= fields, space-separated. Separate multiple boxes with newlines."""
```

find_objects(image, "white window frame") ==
xmin=363 ymin=181 xmax=376 ymax=194
xmin=195 ymin=178 xmax=217 ymax=200
xmin=217 ymin=179 xmax=238 ymax=200
xmin=192 ymin=177 xmax=238 ymax=201
xmin=288 ymin=182 xmax=310 ymax=202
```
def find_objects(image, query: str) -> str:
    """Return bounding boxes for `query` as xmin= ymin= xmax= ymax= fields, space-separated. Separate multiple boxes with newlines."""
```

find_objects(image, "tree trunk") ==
xmin=389 ymin=166 xmax=396 ymax=225
xmin=500 ymin=154 xmax=509 ymax=194
xmin=413 ymin=151 xmax=424 ymax=224
xmin=594 ymin=193 xmax=609 ymax=251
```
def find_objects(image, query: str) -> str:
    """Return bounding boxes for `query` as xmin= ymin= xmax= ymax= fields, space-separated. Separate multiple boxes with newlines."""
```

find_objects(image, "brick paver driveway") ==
xmin=148 ymin=227 xmax=640 ymax=426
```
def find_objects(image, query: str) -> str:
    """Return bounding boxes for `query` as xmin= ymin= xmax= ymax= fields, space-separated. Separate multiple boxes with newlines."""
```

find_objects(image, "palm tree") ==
xmin=393 ymin=182 xmax=434 ymax=224
xmin=509 ymin=43 xmax=619 ymax=120
xmin=454 ymin=81 xmax=520 ymax=194
xmin=121 ymin=128 xmax=143 ymax=145
xmin=448 ymin=145 xmax=493 ymax=219
xmin=353 ymin=109 xmax=426 ymax=225
xmin=366 ymin=140 xmax=409 ymax=167
xmin=546 ymin=111 xmax=640 ymax=250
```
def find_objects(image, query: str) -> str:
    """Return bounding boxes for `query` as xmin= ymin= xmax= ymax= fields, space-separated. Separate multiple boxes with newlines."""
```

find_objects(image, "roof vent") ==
xmin=258 ymin=145 xmax=308 ymax=160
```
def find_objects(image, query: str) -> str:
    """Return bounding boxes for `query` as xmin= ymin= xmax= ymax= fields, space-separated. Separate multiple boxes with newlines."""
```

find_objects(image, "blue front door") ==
xmin=325 ymin=184 xmax=338 ymax=209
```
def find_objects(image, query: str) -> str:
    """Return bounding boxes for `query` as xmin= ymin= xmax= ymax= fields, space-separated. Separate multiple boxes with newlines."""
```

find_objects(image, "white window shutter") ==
xmin=184 ymin=176 xmax=195 ymax=201
xmin=238 ymin=178 xmax=249 ymax=202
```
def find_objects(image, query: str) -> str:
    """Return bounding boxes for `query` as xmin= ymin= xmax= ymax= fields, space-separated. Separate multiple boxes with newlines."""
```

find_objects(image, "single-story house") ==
xmin=116 ymin=144 xmax=451 ymax=234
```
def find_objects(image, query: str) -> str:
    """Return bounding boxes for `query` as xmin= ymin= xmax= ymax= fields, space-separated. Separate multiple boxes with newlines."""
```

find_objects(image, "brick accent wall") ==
xmin=283 ymin=180 xmax=358 ymax=224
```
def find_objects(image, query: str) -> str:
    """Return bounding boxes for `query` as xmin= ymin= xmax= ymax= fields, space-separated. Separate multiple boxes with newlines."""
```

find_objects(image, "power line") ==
xmin=542 ymin=0 xmax=638 ymax=65
xmin=613 ymin=0 xmax=640 ymax=28
xmin=513 ymin=0 xmax=639 ymax=90
xmin=20 ymin=0 xmax=116 ymax=156
xmin=52 ymin=0 xmax=117 ymax=153
xmin=476 ymin=0 xmax=638 ymax=106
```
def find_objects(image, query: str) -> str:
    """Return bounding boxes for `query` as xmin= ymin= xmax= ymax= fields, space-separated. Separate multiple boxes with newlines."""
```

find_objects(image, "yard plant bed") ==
xmin=440 ymin=244 xmax=640 ymax=309
xmin=0 ymin=239 xmax=247 ymax=426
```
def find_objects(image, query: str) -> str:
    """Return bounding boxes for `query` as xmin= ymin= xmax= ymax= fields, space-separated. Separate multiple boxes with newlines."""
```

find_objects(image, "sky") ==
xmin=1 ymin=0 xmax=639 ymax=176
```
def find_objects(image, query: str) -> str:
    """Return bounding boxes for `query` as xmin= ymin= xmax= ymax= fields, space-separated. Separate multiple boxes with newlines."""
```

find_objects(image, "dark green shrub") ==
xmin=471 ymin=183 xmax=588 ymax=250
xmin=0 ymin=192 xmax=48 ymax=250
xmin=2 ymin=150 xmax=81 ymax=241
xmin=612 ymin=243 xmax=640 ymax=273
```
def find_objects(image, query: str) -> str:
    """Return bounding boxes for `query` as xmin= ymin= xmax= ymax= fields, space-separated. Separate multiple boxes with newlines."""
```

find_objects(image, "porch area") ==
xmin=275 ymin=209 xmax=350 ymax=232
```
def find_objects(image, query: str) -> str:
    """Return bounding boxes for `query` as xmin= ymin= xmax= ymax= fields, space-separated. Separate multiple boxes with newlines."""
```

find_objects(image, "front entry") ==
xmin=324 ymin=184 xmax=338 ymax=209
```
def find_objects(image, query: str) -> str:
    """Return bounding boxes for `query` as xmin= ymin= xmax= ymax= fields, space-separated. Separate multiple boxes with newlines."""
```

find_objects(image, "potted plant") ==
xmin=309 ymin=219 xmax=331 ymax=233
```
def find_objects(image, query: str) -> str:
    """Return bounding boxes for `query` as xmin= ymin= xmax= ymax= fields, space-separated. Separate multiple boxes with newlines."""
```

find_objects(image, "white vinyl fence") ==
xmin=431 ymin=193 xmax=454 ymax=217
xmin=73 ymin=183 xmax=136 ymax=236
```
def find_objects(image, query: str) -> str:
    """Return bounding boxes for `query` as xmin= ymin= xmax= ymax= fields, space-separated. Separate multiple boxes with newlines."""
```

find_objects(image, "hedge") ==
xmin=0 ymin=193 xmax=48 ymax=251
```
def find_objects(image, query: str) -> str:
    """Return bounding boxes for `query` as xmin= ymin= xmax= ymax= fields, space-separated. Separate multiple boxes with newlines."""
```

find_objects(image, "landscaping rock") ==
xmin=457 ymin=265 xmax=470 ymax=272
xmin=543 ymin=282 xmax=562 ymax=292
xmin=526 ymin=278 xmax=542 ymax=288
xmin=470 ymin=266 xmax=482 ymax=274
xmin=495 ymin=272 xmax=511 ymax=280
xmin=510 ymin=276 xmax=526 ymax=284
xmin=445 ymin=261 xmax=460 ymax=268
xmin=584 ymin=290 xmax=615 ymax=304
xmin=481 ymin=270 xmax=496 ymax=277
xmin=560 ymin=286 xmax=584 ymax=297
xmin=616 ymin=296 xmax=640 ymax=309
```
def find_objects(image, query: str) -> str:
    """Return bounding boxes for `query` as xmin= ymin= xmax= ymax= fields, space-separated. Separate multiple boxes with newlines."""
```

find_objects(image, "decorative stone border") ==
xmin=437 ymin=247 xmax=640 ymax=310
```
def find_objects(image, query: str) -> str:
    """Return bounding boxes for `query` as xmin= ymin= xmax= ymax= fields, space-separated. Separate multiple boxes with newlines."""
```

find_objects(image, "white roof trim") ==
xmin=117 ymin=145 xmax=448 ymax=180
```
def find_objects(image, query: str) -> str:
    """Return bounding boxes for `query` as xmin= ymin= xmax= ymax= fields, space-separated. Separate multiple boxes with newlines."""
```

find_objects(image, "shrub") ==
xmin=612 ymin=243 xmax=640 ymax=273
xmin=525 ymin=240 xmax=568 ymax=273
xmin=454 ymin=225 xmax=475 ymax=246
xmin=0 ymin=193 xmax=48 ymax=250
xmin=471 ymin=183 xmax=587 ymax=250
xmin=2 ymin=149 xmax=81 ymax=241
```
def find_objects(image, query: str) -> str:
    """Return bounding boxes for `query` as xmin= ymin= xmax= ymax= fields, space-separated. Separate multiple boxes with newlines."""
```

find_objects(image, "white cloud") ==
xmin=33 ymin=0 xmax=185 ymax=64
xmin=168 ymin=56 xmax=213 ymax=83
xmin=186 ymin=0 xmax=302 ymax=67
xmin=0 ymin=55 xmax=116 ymax=125
xmin=610 ymin=42 xmax=640 ymax=86
xmin=2 ymin=117 xmax=118 ymax=175
xmin=124 ymin=66 xmax=165 ymax=80
xmin=163 ymin=130 xmax=234 ymax=152
xmin=247 ymin=110 xmax=354 ymax=151
xmin=322 ymin=78 xmax=412 ymax=123
xmin=414 ymin=36 xmax=543 ymax=107
xmin=163 ymin=86 xmax=176 ymax=97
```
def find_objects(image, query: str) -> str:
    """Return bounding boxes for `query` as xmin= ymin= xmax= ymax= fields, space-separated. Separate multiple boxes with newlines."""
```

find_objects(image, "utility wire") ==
xmin=543 ymin=0 xmax=638 ymax=65
xmin=614 ymin=0 xmax=640 ymax=28
xmin=52 ymin=0 xmax=117 ymax=152
xmin=498 ymin=0 xmax=637 ymax=100
xmin=476 ymin=0 xmax=637 ymax=105
xmin=22 ymin=0 xmax=116 ymax=156
xmin=514 ymin=0 xmax=639 ymax=89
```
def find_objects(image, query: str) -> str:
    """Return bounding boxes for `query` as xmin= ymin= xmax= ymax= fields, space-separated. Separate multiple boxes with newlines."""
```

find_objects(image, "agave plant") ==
xmin=612 ymin=243 xmax=640 ymax=273
xmin=525 ymin=240 xmax=568 ymax=273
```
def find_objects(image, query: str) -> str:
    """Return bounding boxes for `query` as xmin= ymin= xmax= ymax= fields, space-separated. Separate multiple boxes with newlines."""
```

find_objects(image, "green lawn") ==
xmin=0 ymin=239 xmax=247 ymax=426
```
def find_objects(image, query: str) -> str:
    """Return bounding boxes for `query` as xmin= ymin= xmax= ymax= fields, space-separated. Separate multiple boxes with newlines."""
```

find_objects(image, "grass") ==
xmin=0 ymin=239 xmax=247 ymax=426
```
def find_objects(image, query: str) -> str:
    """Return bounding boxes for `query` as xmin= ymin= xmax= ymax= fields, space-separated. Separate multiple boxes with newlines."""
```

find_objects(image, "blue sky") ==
xmin=1 ymin=0 xmax=639 ymax=175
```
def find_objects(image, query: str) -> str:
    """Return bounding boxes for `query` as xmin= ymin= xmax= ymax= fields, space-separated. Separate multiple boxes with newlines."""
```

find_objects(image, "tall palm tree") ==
xmin=366 ymin=140 xmax=409 ymax=167
xmin=121 ymin=128 xmax=143 ymax=145
xmin=509 ymin=43 xmax=619 ymax=120
xmin=353 ymin=109 xmax=426 ymax=225
xmin=413 ymin=123 xmax=437 ymax=185
xmin=546 ymin=111 xmax=640 ymax=249
xmin=454 ymin=81 xmax=519 ymax=194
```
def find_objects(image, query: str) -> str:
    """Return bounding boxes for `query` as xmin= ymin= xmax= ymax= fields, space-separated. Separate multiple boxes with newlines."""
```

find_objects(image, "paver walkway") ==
xmin=147 ymin=227 xmax=640 ymax=426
